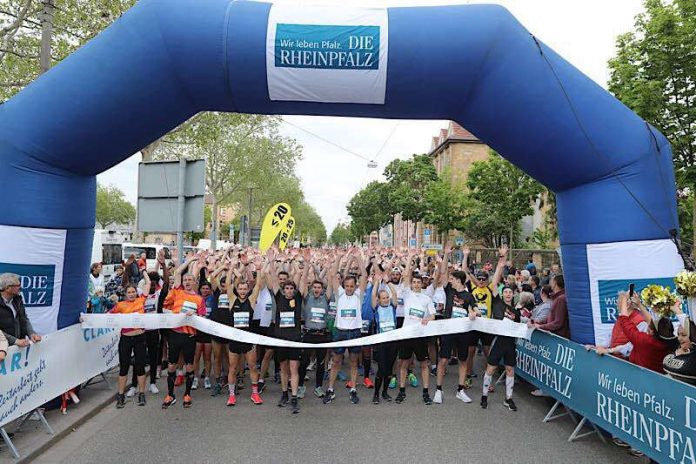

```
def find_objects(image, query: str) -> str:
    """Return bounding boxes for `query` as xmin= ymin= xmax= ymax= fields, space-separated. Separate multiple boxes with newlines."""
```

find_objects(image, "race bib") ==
xmin=310 ymin=307 xmax=326 ymax=324
xmin=144 ymin=299 xmax=156 ymax=313
xmin=408 ymin=308 xmax=425 ymax=319
xmin=234 ymin=312 xmax=250 ymax=328
xmin=182 ymin=300 xmax=198 ymax=314
xmin=379 ymin=320 xmax=395 ymax=333
xmin=280 ymin=311 xmax=295 ymax=328
xmin=218 ymin=294 xmax=230 ymax=309
xmin=397 ymin=298 xmax=404 ymax=306
xmin=340 ymin=308 xmax=356 ymax=319
xmin=205 ymin=305 xmax=213 ymax=317
xmin=452 ymin=306 xmax=467 ymax=319
xmin=477 ymin=303 xmax=488 ymax=317
xmin=265 ymin=303 xmax=272 ymax=311
xmin=361 ymin=319 xmax=370 ymax=334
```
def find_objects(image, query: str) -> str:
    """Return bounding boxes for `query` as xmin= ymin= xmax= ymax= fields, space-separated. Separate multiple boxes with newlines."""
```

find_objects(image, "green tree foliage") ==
xmin=1 ymin=0 xmax=136 ymax=101
xmin=95 ymin=183 xmax=135 ymax=228
xmin=463 ymin=152 xmax=544 ymax=247
xmin=422 ymin=168 xmax=469 ymax=235
xmin=328 ymin=222 xmax=355 ymax=246
xmin=383 ymin=154 xmax=438 ymax=224
xmin=608 ymin=0 xmax=696 ymax=248
xmin=346 ymin=181 xmax=390 ymax=238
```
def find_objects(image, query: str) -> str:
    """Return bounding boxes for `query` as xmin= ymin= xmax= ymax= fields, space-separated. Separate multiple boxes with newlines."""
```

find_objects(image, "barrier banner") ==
xmin=0 ymin=324 xmax=119 ymax=428
xmin=81 ymin=313 xmax=533 ymax=348
xmin=515 ymin=330 xmax=696 ymax=464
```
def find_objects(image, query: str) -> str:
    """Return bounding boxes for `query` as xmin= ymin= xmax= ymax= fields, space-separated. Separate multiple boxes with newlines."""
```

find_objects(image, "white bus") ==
xmin=91 ymin=230 xmax=127 ymax=278
xmin=121 ymin=243 xmax=173 ymax=271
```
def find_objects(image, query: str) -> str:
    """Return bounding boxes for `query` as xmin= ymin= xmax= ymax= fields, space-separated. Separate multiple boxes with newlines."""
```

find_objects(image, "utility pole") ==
xmin=39 ymin=0 xmax=55 ymax=74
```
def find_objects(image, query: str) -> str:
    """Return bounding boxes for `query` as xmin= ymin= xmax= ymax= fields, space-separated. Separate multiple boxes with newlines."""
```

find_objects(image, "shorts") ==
xmin=228 ymin=341 xmax=254 ymax=355
xmin=168 ymin=331 xmax=196 ymax=365
xmin=195 ymin=332 xmax=211 ymax=344
xmin=438 ymin=334 xmax=469 ymax=361
xmin=302 ymin=330 xmax=329 ymax=345
xmin=118 ymin=334 xmax=146 ymax=376
xmin=398 ymin=337 xmax=429 ymax=362
xmin=332 ymin=329 xmax=362 ymax=355
xmin=396 ymin=316 xmax=405 ymax=329
xmin=468 ymin=330 xmax=494 ymax=348
xmin=487 ymin=336 xmax=516 ymax=367
xmin=276 ymin=348 xmax=302 ymax=362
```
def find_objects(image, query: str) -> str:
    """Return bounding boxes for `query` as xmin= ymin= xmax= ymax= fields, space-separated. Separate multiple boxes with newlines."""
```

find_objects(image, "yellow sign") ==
xmin=278 ymin=216 xmax=295 ymax=251
xmin=259 ymin=203 xmax=291 ymax=252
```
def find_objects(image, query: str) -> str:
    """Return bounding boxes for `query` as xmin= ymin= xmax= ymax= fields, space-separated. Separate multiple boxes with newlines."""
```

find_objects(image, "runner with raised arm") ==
xmin=371 ymin=267 xmax=399 ymax=404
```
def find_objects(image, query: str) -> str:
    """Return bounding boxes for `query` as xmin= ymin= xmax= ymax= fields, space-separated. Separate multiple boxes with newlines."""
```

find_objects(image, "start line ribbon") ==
xmin=80 ymin=313 xmax=534 ymax=348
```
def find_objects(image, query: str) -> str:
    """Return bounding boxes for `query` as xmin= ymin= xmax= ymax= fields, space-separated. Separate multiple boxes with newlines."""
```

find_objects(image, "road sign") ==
xmin=409 ymin=239 xmax=417 ymax=248
xmin=455 ymin=237 xmax=465 ymax=246
xmin=423 ymin=228 xmax=431 ymax=245
xmin=423 ymin=229 xmax=431 ymax=235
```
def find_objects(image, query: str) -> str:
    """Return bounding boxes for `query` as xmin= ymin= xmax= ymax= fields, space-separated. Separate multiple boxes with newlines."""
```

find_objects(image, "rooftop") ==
xmin=429 ymin=121 xmax=481 ymax=155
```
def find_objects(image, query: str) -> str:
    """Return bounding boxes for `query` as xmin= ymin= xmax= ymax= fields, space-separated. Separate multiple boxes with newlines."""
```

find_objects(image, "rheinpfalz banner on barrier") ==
xmin=0 ymin=324 xmax=118 ymax=428
xmin=516 ymin=330 xmax=696 ymax=464
xmin=0 ymin=225 xmax=66 ymax=335
xmin=587 ymin=239 xmax=685 ymax=346
xmin=266 ymin=6 xmax=388 ymax=104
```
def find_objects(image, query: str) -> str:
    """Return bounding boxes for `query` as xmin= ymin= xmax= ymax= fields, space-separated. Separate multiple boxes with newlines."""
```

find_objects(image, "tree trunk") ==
xmin=692 ymin=197 xmax=696 ymax=260
xmin=39 ymin=0 xmax=54 ymax=74
xmin=211 ymin=194 xmax=218 ymax=250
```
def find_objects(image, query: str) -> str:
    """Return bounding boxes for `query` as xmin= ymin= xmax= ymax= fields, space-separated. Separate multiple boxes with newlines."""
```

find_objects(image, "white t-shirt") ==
xmin=335 ymin=287 xmax=362 ymax=331
xmin=253 ymin=287 xmax=274 ymax=328
xmin=401 ymin=287 xmax=435 ymax=327
xmin=381 ymin=282 xmax=406 ymax=317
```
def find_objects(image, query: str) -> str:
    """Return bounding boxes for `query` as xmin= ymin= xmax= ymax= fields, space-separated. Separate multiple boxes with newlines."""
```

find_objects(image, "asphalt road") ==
xmin=35 ymin=355 xmax=640 ymax=464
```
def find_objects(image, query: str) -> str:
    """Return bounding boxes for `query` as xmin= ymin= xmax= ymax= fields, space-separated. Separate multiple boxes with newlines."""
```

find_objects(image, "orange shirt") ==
xmin=111 ymin=296 xmax=145 ymax=335
xmin=163 ymin=287 xmax=206 ymax=335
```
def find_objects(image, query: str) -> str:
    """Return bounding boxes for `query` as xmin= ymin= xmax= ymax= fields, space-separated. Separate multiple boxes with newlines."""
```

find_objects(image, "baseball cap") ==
xmin=476 ymin=270 xmax=489 ymax=280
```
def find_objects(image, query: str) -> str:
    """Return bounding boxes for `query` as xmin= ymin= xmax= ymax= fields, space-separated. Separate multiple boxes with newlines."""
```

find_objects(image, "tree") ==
xmin=422 ymin=168 xmax=469 ymax=237
xmin=346 ymin=181 xmax=391 ymax=238
xmin=329 ymin=222 xmax=355 ymax=246
xmin=1 ymin=0 xmax=136 ymax=101
xmin=95 ymin=183 xmax=135 ymax=229
xmin=608 ymin=0 xmax=696 ymax=250
xmin=462 ymin=152 xmax=544 ymax=247
xmin=383 ymin=155 xmax=438 ymax=225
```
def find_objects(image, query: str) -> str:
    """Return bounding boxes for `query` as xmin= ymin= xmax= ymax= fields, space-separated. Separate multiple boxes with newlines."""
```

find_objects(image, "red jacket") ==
xmin=619 ymin=315 xmax=670 ymax=373
xmin=610 ymin=310 xmax=645 ymax=349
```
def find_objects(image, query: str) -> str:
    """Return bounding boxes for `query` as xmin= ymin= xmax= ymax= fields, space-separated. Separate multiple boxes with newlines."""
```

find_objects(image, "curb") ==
xmin=16 ymin=392 xmax=115 ymax=464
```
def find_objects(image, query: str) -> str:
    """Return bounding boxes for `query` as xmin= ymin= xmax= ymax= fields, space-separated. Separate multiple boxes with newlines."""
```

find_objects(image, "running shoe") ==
xmin=314 ymin=386 xmax=325 ymax=398
xmin=273 ymin=372 xmax=280 ymax=384
xmin=137 ymin=392 xmax=146 ymax=406
xmin=323 ymin=389 xmax=336 ymax=404
xmin=423 ymin=392 xmax=433 ymax=405
xmin=183 ymin=394 xmax=192 ymax=408
xmin=227 ymin=393 xmax=236 ymax=407
xmin=297 ymin=386 xmax=306 ymax=399
xmin=211 ymin=383 xmax=222 ymax=397
xmin=363 ymin=378 xmax=374 ymax=389
xmin=612 ymin=437 xmax=630 ymax=448
xmin=204 ymin=377 xmax=212 ymax=390
xmin=337 ymin=371 xmax=348 ymax=381
xmin=433 ymin=389 xmax=443 ymax=404
xmin=388 ymin=377 xmax=397 ymax=389
xmin=258 ymin=381 xmax=266 ymax=394
xmin=480 ymin=396 xmax=488 ymax=409
xmin=629 ymin=449 xmax=645 ymax=457
xmin=278 ymin=393 xmax=289 ymax=407
xmin=504 ymin=398 xmax=517 ymax=411
xmin=191 ymin=377 xmax=199 ymax=390
xmin=395 ymin=391 xmax=406 ymax=404
xmin=372 ymin=394 xmax=380 ymax=405
xmin=350 ymin=390 xmax=360 ymax=404
xmin=175 ymin=374 xmax=184 ymax=387
xmin=250 ymin=392 xmax=263 ymax=405
xmin=162 ymin=395 xmax=176 ymax=409
xmin=125 ymin=386 xmax=137 ymax=398
xmin=149 ymin=383 xmax=159 ymax=394
xmin=455 ymin=390 xmax=472 ymax=403
xmin=530 ymin=389 xmax=550 ymax=397
xmin=307 ymin=359 xmax=317 ymax=371
xmin=345 ymin=381 xmax=355 ymax=389
xmin=291 ymin=397 xmax=300 ymax=414
xmin=116 ymin=393 xmax=125 ymax=409
xmin=408 ymin=373 xmax=418 ymax=388
xmin=381 ymin=391 xmax=393 ymax=402
xmin=430 ymin=366 xmax=437 ymax=377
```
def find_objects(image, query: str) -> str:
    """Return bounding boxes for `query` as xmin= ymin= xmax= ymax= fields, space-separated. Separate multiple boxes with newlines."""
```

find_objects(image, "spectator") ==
xmin=662 ymin=305 xmax=696 ymax=385
xmin=0 ymin=273 xmax=42 ymax=346
xmin=137 ymin=252 xmax=147 ymax=271
xmin=0 ymin=331 xmax=8 ymax=361
xmin=591 ymin=296 xmax=647 ymax=359
xmin=530 ymin=275 xmax=542 ymax=305
xmin=532 ymin=275 xmax=570 ymax=338
xmin=525 ymin=256 xmax=537 ymax=276
xmin=88 ymin=262 xmax=104 ymax=299
xmin=531 ymin=285 xmax=552 ymax=324
xmin=105 ymin=265 xmax=125 ymax=300
xmin=540 ymin=268 xmax=551 ymax=286
xmin=89 ymin=287 xmax=115 ymax=314
xmin=516 ymin=292 xmax=535 ymax=322
xmin=123 ymin=254 xmax=141 ymax=287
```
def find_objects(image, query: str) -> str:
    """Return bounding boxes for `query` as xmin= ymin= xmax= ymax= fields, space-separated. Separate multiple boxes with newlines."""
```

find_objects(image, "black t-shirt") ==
xmin=231 ymin=297 xmax=253 ymax=332
xmin=209 ymin=289 xmax=227 ymax=325
xmin=444 ymin=283 xmax=477 ymax=319
xmin=274 ymin=291 xmax=303 ymax=341
xmin=491 ymin=295 xmax=521 ymax=344
xmin=663 ymin=351 xmax=696 ymax=386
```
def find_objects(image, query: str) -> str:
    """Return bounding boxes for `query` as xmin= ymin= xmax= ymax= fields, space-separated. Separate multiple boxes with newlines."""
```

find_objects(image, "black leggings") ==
xmin=132 ymin=330 xmax=160 ymax=385
xmin=374 ymin=342 xmax=398 ymax=393
xmin=299 ymin=349 xmax=327 ymax=388
xmin=119 ymin=334 xmax=146 ymax=377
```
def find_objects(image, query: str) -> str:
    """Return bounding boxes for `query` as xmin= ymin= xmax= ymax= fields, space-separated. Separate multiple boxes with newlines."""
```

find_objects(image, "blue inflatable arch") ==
xmin=0 ymin=0 xmax=682 ymax=344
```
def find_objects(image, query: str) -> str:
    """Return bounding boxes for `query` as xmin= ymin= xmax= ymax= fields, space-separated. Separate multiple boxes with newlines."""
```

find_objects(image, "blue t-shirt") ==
xmin=375 ymin=304 xmax=397 ymax=333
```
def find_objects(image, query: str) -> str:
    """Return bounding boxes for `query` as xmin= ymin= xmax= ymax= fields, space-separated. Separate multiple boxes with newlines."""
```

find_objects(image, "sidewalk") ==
xmin=0 ymin=370 xmax=117 ymax=463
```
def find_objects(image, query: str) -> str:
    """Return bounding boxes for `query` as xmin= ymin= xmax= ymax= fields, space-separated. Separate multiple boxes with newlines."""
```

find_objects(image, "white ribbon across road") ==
xmin=81 ymin=313 xmax=534 ymax=348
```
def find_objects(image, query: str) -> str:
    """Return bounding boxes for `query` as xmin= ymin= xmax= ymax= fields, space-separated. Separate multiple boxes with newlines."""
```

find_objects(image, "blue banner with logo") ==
xmin=0 ymin=263 xmax=55 ymax=307
xmin=597 ymin=277 xmax=688 ymax=324
xmin=516 ymin=330 xmax=696 ymax=464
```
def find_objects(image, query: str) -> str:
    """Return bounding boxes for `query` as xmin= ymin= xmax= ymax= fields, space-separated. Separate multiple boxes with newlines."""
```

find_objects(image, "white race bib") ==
xmin=218 ymin=294 xmax=230 ymax=309
xmin=280 ymin=311 xmax=295 ymax=328
xmin=379 ymin=320 xmax=395 ymax=333
xmin=310 ymin=307 xmax=326 ymax=324
xmin=452 ymin=306 xmax=467 ymax=319
xmin=233 ymin=312 xmax=250 ymax=328
xmin=182 ymin=300 xmax=198 ymax=314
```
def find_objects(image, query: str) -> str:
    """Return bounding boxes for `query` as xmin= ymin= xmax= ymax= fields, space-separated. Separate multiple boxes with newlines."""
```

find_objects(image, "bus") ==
xmin=91 ymin=230 xmax=127 ymax=278
xmin=121 ymin=243 xmax=172 ymax=270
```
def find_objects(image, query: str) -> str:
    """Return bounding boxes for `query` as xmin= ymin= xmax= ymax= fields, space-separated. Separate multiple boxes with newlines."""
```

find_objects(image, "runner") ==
xmin=324 ymin=249 xmax=367 ymax=405
xmin=479 ymin=245 xmax=520 ymax=411
xmin=209 ymin=260 xmax=231 ymax=397
xmin=252 ymin=259 xmax=275 ymax=394
xmin=224 ymin=264 xmax=264 ymax=406
xmin=396 ymin=253 xmax=436 ymax=405
xmin=161 ymin=256 xmax=207 ymax=409
xmin=465 ymin=247 xmax=496 ymax=387
xmin=370 ymin=268 xmax=399 ymax=404
xmin=111 ymin=271 xmax=151 ymax=408
xmin=192 ymin=279 xmax=213 ymax=390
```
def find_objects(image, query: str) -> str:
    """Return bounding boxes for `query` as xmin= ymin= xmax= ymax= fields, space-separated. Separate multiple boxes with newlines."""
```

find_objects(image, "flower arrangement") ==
xmin=640 ymin=284 xmax=678 ymax=319
xmin=675 ymin=270 xmax=696 ymax=297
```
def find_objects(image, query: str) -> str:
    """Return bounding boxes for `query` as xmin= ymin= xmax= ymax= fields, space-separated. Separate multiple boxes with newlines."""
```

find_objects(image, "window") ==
xmin=102 ymin=244 xmax=123 ymax=265
xmin=123 ymin=246 xmax=157 ymax=259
